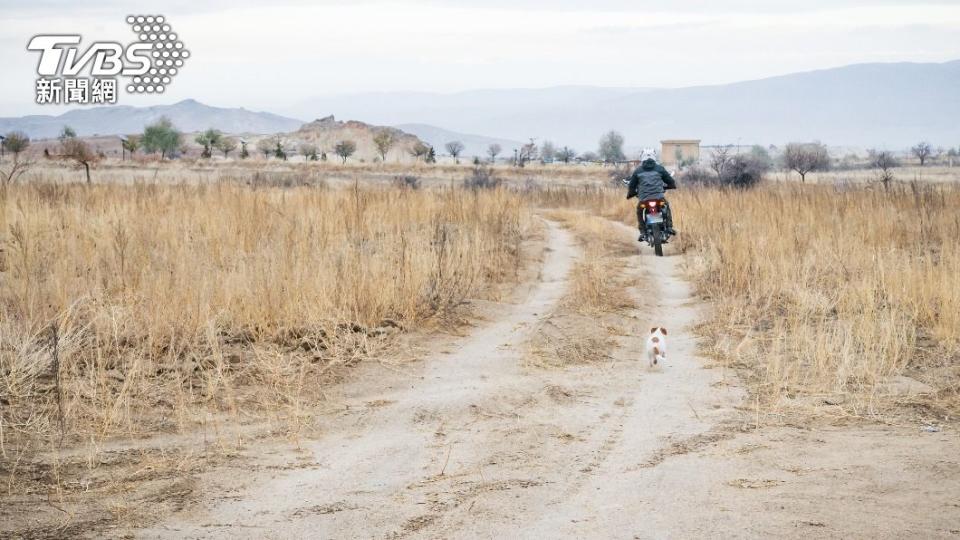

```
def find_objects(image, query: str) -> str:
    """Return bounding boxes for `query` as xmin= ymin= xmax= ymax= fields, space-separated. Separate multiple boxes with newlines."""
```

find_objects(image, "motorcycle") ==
xmin=621 ymin=178 xmax=669 ymax=257
xmin=638 ymin=198 xmax=668 ymax=257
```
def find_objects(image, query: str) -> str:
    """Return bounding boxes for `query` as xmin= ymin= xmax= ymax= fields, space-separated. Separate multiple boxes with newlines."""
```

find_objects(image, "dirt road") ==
xmin=138 ymin=219 xmax=960 ymax=539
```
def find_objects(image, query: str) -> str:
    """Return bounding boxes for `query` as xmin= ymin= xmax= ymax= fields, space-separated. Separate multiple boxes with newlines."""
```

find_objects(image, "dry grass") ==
xmin=0 ymin=181 xmax=529 ymax=463
xmin=677 ymin=182 xmax=960 ymax=420
xmin=526 ymin=210 xmax=636 ymax=367
xmin=530 ymin=180 xmax=960 ymax=421
xmin=15 ymin=157 xmax=612 ymax=190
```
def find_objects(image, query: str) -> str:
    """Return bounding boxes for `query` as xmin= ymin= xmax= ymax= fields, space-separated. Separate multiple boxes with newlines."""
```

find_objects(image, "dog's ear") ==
xmin=650 ymin=327 xmax=657 ymax=334
xmin=660 ymin=327 xmax=668 ymax=335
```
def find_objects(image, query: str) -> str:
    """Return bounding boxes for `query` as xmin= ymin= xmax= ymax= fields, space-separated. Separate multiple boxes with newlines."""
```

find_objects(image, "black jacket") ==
xmin=627 ymin=159 xmax=676 ymax=200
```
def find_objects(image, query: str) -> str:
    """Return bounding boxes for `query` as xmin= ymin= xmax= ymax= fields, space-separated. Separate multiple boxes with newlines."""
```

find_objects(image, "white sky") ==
xmin=2 ymin=0 xmax=959 ymax=116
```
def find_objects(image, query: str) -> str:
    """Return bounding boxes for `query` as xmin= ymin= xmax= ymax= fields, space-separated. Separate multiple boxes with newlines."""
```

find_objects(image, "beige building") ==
xmin=660 ymin=139 xmax=701 ymax=167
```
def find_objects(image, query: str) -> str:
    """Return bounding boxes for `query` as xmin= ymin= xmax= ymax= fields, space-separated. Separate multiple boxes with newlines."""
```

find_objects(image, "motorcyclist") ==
xmin=626 ymin=149 xmax=677 ymax=241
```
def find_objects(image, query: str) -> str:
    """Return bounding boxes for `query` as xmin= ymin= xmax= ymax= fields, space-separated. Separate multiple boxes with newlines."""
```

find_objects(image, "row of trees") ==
xmin=466 ymin=131 xmax=622 ymax=168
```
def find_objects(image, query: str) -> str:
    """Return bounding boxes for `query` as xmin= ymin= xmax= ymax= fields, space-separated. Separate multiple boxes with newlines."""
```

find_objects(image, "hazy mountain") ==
xmin=0 ymin=99 xmax=303 ymax=138
xmin=2 ymin=61 xmax=958 ymax=149
xmin=395 ymin=123 xmax=524 ymax=157
xmin=284 ymin=61 xmax=960 ymax=150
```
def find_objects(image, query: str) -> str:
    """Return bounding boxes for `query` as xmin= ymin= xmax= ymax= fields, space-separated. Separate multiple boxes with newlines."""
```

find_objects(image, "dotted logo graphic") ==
xmin=124 ymin=15 xmax=189 ymax=94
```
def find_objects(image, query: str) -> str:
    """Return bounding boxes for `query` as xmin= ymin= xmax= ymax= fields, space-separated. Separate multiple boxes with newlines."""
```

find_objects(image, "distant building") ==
xmin=660 ymin=139 xmax=701 ymax=167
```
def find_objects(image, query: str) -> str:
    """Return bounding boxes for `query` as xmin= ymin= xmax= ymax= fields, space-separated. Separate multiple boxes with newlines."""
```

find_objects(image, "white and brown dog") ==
xmin=646 ymin=327 xmax=668 ymax=367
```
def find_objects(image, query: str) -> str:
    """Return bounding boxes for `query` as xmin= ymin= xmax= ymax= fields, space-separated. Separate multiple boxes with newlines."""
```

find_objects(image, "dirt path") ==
xmin=137 ymin=219 xmax=960 ymax=539
xmin=136 ymin=218 xmax=735 ymax=539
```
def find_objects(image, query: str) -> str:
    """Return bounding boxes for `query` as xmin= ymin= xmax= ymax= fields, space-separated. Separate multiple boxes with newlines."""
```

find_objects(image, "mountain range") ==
xmin=2 ymin=61 xmax=958 ymax=150
xmin=0 ymin=99 xmax=302 ymax=139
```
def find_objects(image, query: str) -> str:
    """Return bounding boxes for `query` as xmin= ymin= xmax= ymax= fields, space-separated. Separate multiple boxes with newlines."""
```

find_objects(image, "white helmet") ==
xmin=640 ymin=148 xmax=657 ymax=162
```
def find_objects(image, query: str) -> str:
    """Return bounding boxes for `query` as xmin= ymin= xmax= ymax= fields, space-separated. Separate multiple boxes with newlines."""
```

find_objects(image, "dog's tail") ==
xmin=652 ymin=346 xmax=660 ymax=365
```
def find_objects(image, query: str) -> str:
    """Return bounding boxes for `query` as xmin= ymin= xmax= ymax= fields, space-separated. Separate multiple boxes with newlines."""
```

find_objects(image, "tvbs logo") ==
xmin=27 ymin=15 xmax=189 ymax=105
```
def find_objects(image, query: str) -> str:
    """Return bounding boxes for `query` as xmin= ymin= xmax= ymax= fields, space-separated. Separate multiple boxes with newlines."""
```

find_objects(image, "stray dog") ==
xmin=646 ymin=327 xmax=668 ymax=367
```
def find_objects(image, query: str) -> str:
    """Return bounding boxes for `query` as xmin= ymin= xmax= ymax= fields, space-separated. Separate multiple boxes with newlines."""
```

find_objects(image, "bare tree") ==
xmin=59 ymin=131 xmax=98 ymax=183
xmin=445 ymin=141 xmax=465 ymax=164
xmin=334 ymin=140 xmax=357 ymax=164
xmin=870 ymin=149 xmax=900 ymax=190
xmin=216 ymin=137 xmax=238 ymax=158
xmin=783 ymin=142 xmax=830 ymax=182
xmin=256 ymin=138 xmax=274 ymax=159
xmin=598 ymin=131 xmax=626 ymax=163
xmin=299 ymin=142 xmax=319 ymax=161
xmin=911 ymin=141 xmax=933 ymax=166
xmin=373 ymin=130 xmax=396 ymax=162
xmin=409 ymin=141 xmax=430 ymax=161
xmin=709 ymin=145 xmax=732 ymax=183
xmin=486 ymin=143 xmax=501 ymax=163
xmin=517 ymin=138 xmax=538 ymax=167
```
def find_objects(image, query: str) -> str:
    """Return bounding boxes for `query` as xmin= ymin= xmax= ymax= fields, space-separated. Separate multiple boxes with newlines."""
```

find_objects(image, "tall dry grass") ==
xmin=678 ymin=182 xmax=960 ymax=419
xmin=0 ymin=181 xmax=529 ymax=456
xmin=530 ymin=181 xmax=960 ymax=419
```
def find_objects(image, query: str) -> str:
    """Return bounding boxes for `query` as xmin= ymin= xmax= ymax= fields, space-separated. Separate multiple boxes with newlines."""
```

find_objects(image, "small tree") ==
xmin=121 ymin=135 xmax=140 ymax=161
xmin=426 ymin=146 xmax=436 ymax=164
xmin=195 ymin=128 xmax=223 ymax=158
xmin=274 ymin=137 xmax=287 ymax=160
xmin=911 ymin=141 xmax=933 ymax=166
xmin=216 ymin=136 xmax=238 ymax=158
xmin=2 ymin=131 xmax=30 ymax=161
xmin=58 ymin=125 xmax=77 ymax=142
xmin=579 ymin=151 xmax=599 ymax=162
xmin=870 ymin=149 xmax=900 ymax=190
xmin=409 ymin=141 xmax=430 ymax=161
xmin=299 ymin=142 xmax=319 ymax=161
xmin=239 ymin=140 xmax=250 ymax=159
xmin=709 ymin=145 xmax=732 ymax=183
xmin=556 ymin=146 xmax=576 ymax=163
xmin=373 ymin=130 xmax=396 ymax=162
xmin=517 ymin=139 xmax=538 ymax=167
xmin=334 ymin=140 xmax=356 ymax=163
xmin=598 ymin=130 xmax=626 ymax=163
xmin=540 ymin=141 xmax=557 ymax=163
xmin=0 ymin=131 xmax=32 ymax=190
xmin=783 ymin=142 xmax=830 ymax=182
xmin=59 ymin=130 xmax=98 ymax=183
xmin=486 ymin=143 xmax=502 ymax=163
xmin=749 ymin=145 xmax=773 ymax=170
xmin=142 ymin=117 xmax=182 ymax=160
xmin=256 ymin=139 xmax=273 ymax=159
xmin=445 ymin=140 xmax=465 ymax=164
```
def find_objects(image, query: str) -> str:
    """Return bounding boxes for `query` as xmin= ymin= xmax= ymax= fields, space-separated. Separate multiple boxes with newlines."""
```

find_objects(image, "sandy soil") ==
xmin=127 ymin=218 xmax=960 ymax=539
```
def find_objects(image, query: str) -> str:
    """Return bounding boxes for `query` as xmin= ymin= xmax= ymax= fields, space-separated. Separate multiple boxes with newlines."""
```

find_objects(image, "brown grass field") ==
xmin=532 ymin=179 xmax=960 ymax=422
xmin=1 ymin=160 xmax=959 ymax=534
xmin=0 ymin=181 xmax=529 ymax=460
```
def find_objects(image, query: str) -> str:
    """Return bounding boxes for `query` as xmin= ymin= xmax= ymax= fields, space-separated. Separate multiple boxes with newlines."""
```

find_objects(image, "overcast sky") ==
xmin=2 ymin=0 xmax=959 ymax=116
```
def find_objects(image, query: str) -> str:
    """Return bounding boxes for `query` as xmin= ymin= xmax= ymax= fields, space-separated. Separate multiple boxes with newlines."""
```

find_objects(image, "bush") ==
xmin=464 ymin=164 xmax=501 ymax=189
xmin=392 ymin=175 xmax=420 ymax=189
xmin=679 ymin=166 xmax=719 ymax=187
xmin=724 ymin=154 xmax=767 ymax=189
xmin=681 ymin=156 xmax=767 ymax=189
